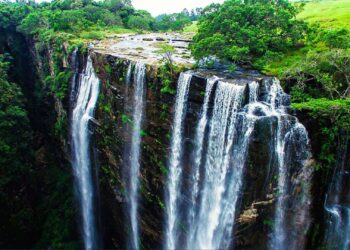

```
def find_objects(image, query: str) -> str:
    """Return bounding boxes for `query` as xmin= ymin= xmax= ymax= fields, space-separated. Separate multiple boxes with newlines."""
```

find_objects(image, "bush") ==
xmin=284 ymin=49 xmax=350 ymax=99
xmin=127 ymin=10 xmax=154 ymax=30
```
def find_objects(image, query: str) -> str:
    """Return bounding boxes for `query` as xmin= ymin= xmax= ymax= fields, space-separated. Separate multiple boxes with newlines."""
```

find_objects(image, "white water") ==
xmin=191 ymin=81 xmax=245 ymax=250
xmin=165 ymin=72 xmax=192 ymax=250
xmin=162 ymin=74 xmax=311 ymax=250
xmin=126 ymin=62 xmax=133 ymax=86
xmin=129 ymin=62 xmax=146 ymax=250
xmin=248 ymin=81 xmax=259 ymax=103
xmin=71 ymin=56 xmax=100 ymax=250
xmin=186 ymin=77 xmax=216 ymax=247
xmin=267 ymin=79 xmax=312 ymax=250
xmin=164 ymin=76 xmax=269 ymax=249
xmin=324 ymin=139 xmax=350 ymax=250
xmin=70 ymin=48 xmax=79 ymax=104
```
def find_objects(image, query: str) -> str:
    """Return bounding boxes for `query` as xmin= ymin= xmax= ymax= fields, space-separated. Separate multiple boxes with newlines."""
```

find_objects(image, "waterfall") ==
xmin=165 ymin=72 xmax=192 ymax=250
xmin=248 ymin=81 xmax=259 ymax=103
xmin=324 ymin=138 xmax=350 ymax=250
xmin=268 ymin=79 xmax=312 ymax=250
xmin=71 ymin=56 xmax=100 ymax=250
xmin=186 ymin=77 xmax=216 ymax=247
xmin=190 ymin=81 xmax=245 ymax=250
xmin=128 ymin=62 xmax=146 ymax=250
xmin=164 ymin=72 xmax=312 ymax=250
xmin=70 ymin=48 xmax=79 ymax=104
xmin=126 ymin=62 xmax=133 ymax=86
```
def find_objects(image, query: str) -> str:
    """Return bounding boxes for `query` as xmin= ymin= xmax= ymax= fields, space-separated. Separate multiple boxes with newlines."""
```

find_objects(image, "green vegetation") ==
xmin=155 ymin=8 xmax=202 ymax=32
xmin=183 ymin=21 xmax=198 ymax=33
xmin=191 ymin=0 xmax=350 ymax=173
xmin=293 ymin=98 xmax=350 ymax=169
xmin=156 ymin=44 xmax=178 ymax=94
xmin=127 ymin=10 xmax=155 ymax=30
xmin=155 ymin=12 xmax=191 ymax=31
xmin=0 ymin=0 xmax=349 ymax=248
xmin=0 ymin=0 xmax=171 ymax=55
xmin=0 ymin=55 xmax=36 ymax=248
xmin=297 ymin=0 xmax=350 ymax=28
xmin=191 ymin=0 xmax=308 ymax=67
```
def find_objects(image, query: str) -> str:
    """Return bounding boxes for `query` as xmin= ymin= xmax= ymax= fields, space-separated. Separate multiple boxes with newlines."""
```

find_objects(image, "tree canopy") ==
xmin=191 ymin=0 xmax=308 ymax=67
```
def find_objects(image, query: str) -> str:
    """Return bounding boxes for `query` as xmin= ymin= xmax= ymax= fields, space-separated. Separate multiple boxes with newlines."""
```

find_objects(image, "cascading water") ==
xmin=190 ymin=81 xmax=246 ymax=250
xmin=128 ymin=62 xmax=146 ymax=250
xmin=186 ymin=77 xmax=216 ymax=247
xmin=164 ymin=72 xmax=312 ymax=250
xmin=324 ymin=138 xmax=350 ymax=250
xmin=71 ymin=56 xmax=100 ymax=250
xmin=70 ymin=48 xmax=79 ymax=104
xmin=126 ymin=62 xmax=133 ymax=86
xmin=248 ymin=81 xmax=259 ymax=103
xmin=267 ymin=79 xmax=312 ymax=250
xmin=165 ymin=72 xmax=192 ymax=250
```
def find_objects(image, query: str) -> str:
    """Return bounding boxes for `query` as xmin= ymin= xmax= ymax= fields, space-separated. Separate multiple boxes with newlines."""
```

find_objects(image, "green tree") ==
xmin=285 ymin=49 xmax=350 ymax=100
xmin=0 ymin=54 xmax=37 ymax=248
xmin=127 ymin=10 xmax=154 ymax=30
xmin=191 ymin=0 xmax=308 ymax=67
xmin=0 ymin=3 xmax=31 ymax=29
xmin=155 ymin=12 xmax=191 ymax=31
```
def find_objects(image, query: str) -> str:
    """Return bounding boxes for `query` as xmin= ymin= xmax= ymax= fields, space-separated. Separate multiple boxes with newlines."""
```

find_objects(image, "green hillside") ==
xmin=297 ymin=0 xmax=350 ymax=28
xmin=263 ymin=0 xmax=350 ymax=76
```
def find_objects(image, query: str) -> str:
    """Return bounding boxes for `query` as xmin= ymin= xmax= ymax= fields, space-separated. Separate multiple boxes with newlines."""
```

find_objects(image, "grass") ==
xmin=263 ymin=0 xmax=350 ymax=76
xmin=297 ymin=0 xmax=350 ymax=29
xmin=183 ymin=21 xmax=198 ymax=33
xmin=106 ymin=26 xmax=134 ymax=34
xmin=80 ymin=30 xmax=106 ymax=40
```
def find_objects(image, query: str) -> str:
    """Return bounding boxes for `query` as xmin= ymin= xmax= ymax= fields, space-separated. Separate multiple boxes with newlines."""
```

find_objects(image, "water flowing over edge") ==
xmin=191 ymin=81 xmax=246 ymax=250
xmin=128 ymin=62 xmax=146 ymax=250
xmin=163 ymin=74 xmax=313 ymax=250
xmin=71 ymin=56 xmax=100 ymax=250
xmin=164 ymin=72 xmax=192 ymax=250
xmin=268 ymin=79 xmax=312 ymax=250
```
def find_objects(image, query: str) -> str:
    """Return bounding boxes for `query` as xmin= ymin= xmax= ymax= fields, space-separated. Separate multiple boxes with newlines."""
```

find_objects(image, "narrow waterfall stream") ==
xmin=71 ymin=56 xmax=100 ymax=250
xmin=268 ymin=80 xmax=312 ymax=250
xmin=128 ymin=62 xmax=146 ymax=250
xmin=186 ymin=77 xmax=216 ymax=247
xmin=165 ymin=72 xmax=192 ymax=250
xmin=164 ymin=73 xmax=312 ymax=250
xmin=324 ymin=138 xmax=350 ymax=250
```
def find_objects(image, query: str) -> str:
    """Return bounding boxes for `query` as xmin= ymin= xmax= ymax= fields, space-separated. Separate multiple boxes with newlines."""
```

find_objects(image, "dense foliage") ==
xmin=284 ymin=28 xmax=350 ymax=170
xmin=0 ymin=54 xmax=38 ymax=248
xmin=0 ymin=0 xmax=153 ymax=46
xmin=155 ymin=11 xmax=191 ymax=31
xmin=191 ymin=0 xmax=308 ymax=67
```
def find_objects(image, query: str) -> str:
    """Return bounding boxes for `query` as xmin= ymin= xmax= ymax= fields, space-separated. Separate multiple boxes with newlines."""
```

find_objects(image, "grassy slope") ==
xmin=183 ymin=21 xmax=198 ymax=33
xmin=182 ymin=1 xmax=350 ymax=76
xmin=263 ymin=0 xmax=350 ymax=76
xmin=297 ymin=0 xmax=350 ymax=28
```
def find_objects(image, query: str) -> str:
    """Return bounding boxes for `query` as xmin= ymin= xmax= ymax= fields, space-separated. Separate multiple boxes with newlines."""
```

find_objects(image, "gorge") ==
xmin=67 ymin=34 xmax=325 ymax=249
xmin=0 ymin=1 xmax=349 ymax=249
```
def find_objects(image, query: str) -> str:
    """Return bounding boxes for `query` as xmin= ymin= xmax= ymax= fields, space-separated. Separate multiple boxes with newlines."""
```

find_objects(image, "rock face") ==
xmin=93 ymin=33 xmax=195 ymax=67
xmin=88 ymin=45 xmax=312 ymax=249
